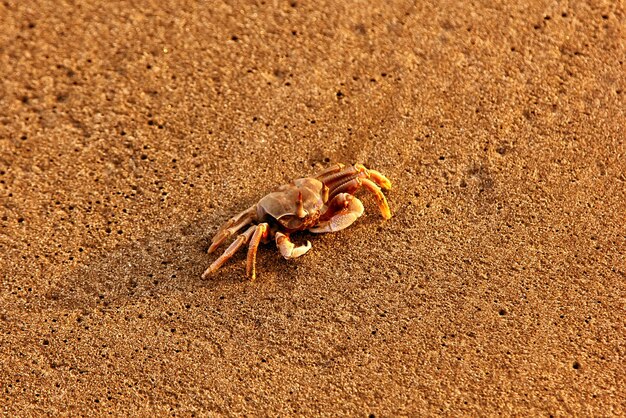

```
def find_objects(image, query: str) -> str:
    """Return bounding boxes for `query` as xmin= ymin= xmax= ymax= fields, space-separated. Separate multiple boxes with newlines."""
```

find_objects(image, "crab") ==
xmin=202 ymin=163 xmax=392 ymax=280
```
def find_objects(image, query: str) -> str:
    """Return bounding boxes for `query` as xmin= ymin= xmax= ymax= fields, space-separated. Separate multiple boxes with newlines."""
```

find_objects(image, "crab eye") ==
xmin=296 ymin=191 xmax=307 ymax=218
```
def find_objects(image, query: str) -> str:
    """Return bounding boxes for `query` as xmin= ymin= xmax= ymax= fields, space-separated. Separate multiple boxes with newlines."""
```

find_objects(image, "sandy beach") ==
xmin=1 ymin=0 xmax=625 ymax=415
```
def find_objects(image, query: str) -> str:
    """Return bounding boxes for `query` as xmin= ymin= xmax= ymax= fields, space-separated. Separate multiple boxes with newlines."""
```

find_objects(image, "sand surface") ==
xmin=1 ymin=0 xmax=625 ymax=416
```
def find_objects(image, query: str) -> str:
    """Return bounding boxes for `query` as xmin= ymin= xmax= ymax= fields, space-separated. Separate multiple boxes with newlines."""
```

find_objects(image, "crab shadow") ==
xmin=51 ymin=195 xmax=253 ymax=310
xmin=50 ymin=193 xmax=388 ymax=311
xmin=49 ymin=220 xmax=206 ymax=310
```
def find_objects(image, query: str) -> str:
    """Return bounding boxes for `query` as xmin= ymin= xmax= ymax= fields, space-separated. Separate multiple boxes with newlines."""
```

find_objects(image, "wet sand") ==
xmin=1 ymin=0 xmax=625 ymax=415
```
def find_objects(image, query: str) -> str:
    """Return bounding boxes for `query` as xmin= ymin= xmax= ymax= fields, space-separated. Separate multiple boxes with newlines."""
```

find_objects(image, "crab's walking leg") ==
xmin=202 ymin=224 xmax=256 ymax=279
xmin=321 ymin=164 xmax=363 ymax=190
xmin=208 ymin=205 xmax=257 ymax=253
xmin=246 ymin=223 xmax=269 ymax=280
xmin=330 ymin=178 xmax=392 ymax=220
xmin=275 ymin=232 xmax=312 ymax=259
xmin=310 ymin=193 xmax=364 ymax=233
xmin=321 ymin=163 xmax=392 ymax=193
xmin=360 ymin=165 xmax=392 ymax=190
xmin=315 ymin=163 xmax=345 ymax=182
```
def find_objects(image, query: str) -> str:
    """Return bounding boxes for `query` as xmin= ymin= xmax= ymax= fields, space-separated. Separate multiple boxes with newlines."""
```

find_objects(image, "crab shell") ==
xmin=255 ymin=178 xmax=327 ymax=231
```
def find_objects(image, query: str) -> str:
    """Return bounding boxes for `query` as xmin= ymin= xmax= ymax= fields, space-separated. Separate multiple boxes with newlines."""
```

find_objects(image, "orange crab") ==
xmin=202 ymin=163 xmax=392 ymax=280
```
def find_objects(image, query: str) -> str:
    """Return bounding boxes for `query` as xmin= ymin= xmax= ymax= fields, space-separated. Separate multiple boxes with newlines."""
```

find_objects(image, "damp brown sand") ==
xmin=1 ymin=0 xmax=625 ymax=415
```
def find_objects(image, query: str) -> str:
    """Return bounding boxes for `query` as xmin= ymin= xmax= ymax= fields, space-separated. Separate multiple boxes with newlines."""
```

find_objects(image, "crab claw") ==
xmin=276 ymin=232 xmax=312 ymax=259
xmin=309 ymin=194 xmax=364 ymax=233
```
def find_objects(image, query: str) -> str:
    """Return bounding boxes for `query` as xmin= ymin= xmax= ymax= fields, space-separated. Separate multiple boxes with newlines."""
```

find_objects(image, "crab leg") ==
xmin=321 ymin=164 xmax=364 ymax=191
xmin=209 ymin=205 xmax=257 ymax=253
xmin=275 ymin=232 xmax=312 ymax=259
xmin=363 ymin=166 xmax=392 ymax=190
xmin=315 ymin=163 xmax=345 ymax=181
xmin=202 ymin=224 xmax=257 ymax=278
xmin=330 ymin=177 xmax=392 ymax=220
xmin=310 ymin=193 xmax=364 ymax=233
xmin=215 ymin=205 xmax=256 ymax=235
xmin=321 ymin=163 xmax=390 ymax=193
xmin=246 ymin=223 xmax=269 ymax=280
